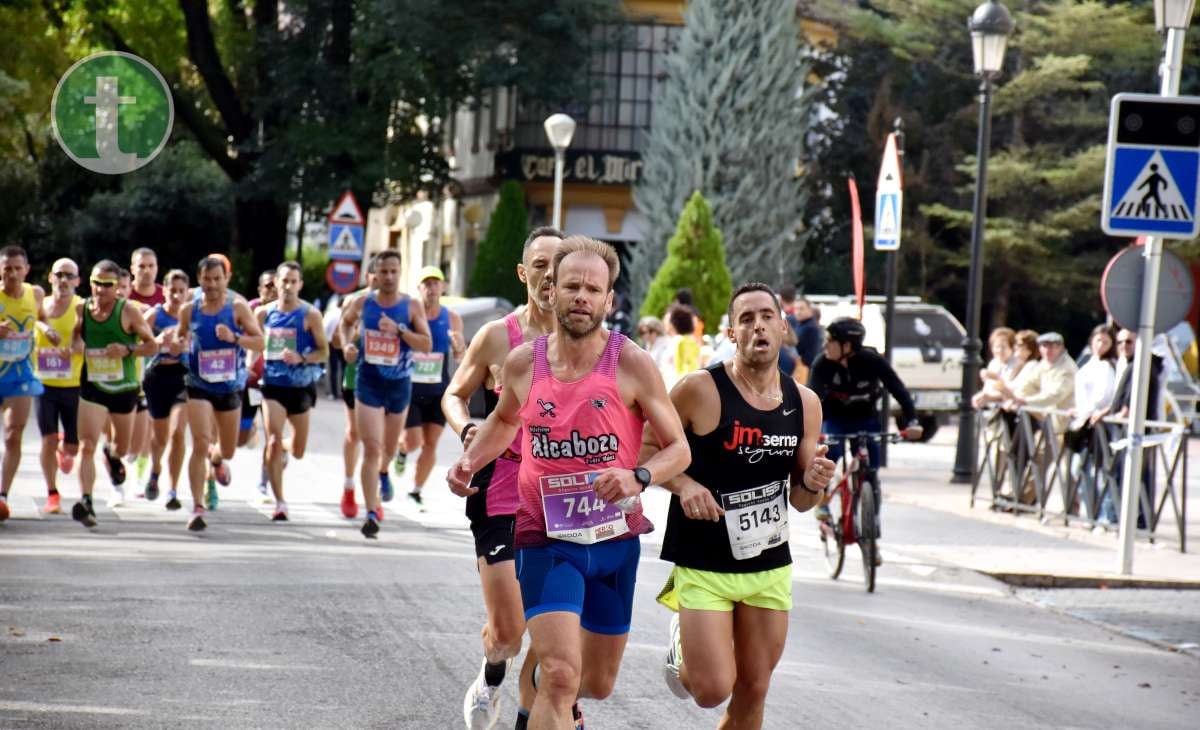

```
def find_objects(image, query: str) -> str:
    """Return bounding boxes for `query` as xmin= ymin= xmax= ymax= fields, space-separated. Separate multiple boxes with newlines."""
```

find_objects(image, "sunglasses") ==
xmin=1117 ymin=339 xmax=1135 ymax=346
xmin=52 ymin=271 xmax=77 ymax=279
xmin=90 ymin=278 xmax=117 ymax=288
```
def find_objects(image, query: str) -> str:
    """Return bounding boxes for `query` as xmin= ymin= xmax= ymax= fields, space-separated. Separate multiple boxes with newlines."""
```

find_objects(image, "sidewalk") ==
xmin=879 ymin=423 xmax=1200 ymax=588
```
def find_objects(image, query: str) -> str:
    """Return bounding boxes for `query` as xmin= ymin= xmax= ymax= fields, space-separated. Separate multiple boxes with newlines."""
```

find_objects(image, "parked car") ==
xmin=807 ymin=295 xmax=967 ymax=441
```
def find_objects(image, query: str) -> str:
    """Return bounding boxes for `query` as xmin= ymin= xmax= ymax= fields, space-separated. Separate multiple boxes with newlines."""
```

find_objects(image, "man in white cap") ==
xmin=1006 ymin=331 xmax=1077 ymax=503
xmin=395 ymin=265 xmax=464 ymax=508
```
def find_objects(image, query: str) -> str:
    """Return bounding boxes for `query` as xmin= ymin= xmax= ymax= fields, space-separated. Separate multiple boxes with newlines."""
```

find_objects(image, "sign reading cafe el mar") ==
xmin=496 ymin=149 xmax=643 ymax=186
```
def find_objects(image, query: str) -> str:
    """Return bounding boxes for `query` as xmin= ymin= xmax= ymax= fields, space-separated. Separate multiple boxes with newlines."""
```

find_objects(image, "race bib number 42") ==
xmin=721 ymin=480 xmax=789 ymax=561
xmin=198 ymin=348 xmax=237 ymax=383
xmin=540 ymin=471 xmax=629 ymax=545
xmin=364 ymin=329 xmax=400 ymax=367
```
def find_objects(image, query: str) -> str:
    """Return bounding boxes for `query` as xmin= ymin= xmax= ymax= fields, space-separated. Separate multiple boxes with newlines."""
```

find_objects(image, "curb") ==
xmin=983 ymin=571 xmax=1200 ymax=591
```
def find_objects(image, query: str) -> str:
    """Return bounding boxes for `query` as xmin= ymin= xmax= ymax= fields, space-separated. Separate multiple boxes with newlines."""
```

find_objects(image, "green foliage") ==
xmin=631 ymin=0 xmax=815 ymax=309
xmin=468 ymin=181 xmax=528 ymax=306
xmin=641 ymin=192 xmax=732 ymax=335
xmin=802 ymin=0 xmax=1177 ymax=346
xmin=301 ymin=254 xmax=330 ymax=303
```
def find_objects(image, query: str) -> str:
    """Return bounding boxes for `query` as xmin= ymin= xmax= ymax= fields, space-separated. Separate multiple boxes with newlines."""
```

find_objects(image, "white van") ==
xmin=807 ymin=295 xmax=966 ymax=440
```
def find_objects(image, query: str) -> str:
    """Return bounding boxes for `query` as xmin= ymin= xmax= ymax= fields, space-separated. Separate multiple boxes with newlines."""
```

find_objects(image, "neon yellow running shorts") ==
xmin=657 ymin=564 xmax=793 ymax=613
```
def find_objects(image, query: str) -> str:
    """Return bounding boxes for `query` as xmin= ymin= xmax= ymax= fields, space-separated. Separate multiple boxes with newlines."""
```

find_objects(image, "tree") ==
xmin=468 ymin=181 xmax=529 ymax=306
xmin=9 ymin=0 xmax=619 ymax=276
xmin=630 ymin=0 xmax=815 ymax=310
xmin=801 ymin=0 xmax=1167 ymax=344
xmin=641 ymin=191 xmax=733 ymax=335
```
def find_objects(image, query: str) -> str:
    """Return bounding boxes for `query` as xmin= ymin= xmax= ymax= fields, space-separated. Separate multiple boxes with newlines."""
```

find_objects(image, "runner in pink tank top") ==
xmin=441 ymin=227 xmax=562 ymax=729
xmin=514 ymin=331 xmax=648 ymax=547
xmin=449 ymin=236 xmax=690 ymax=728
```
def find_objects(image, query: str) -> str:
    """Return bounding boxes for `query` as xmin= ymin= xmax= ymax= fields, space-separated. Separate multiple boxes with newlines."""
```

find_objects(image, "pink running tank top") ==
xmin=514 ymin=332 xmax=649 ymax=548
xmin=482 ymin=313 xmax=526 ymax=517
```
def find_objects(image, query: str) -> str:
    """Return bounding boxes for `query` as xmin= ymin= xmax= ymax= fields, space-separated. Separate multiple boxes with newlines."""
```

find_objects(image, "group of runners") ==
xmin=0 ymin=246 xmax=336 ymax=532
xmin=0 ymin=230 xmax=845 ymax=729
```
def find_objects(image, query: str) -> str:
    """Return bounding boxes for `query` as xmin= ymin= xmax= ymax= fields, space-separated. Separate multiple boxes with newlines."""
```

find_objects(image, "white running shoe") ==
xmin=107 ymin=484 xmax=125 ymax=509
xmin=463 ymin=659 xmax=507 ymax=730
xmin=663 ymin=613 xmax=689 ymax=699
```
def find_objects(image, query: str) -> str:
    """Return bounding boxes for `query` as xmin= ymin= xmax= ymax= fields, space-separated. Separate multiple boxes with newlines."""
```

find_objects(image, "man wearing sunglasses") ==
xmin=0 ymin=246 xmax=52 ymax=523
xmin=33 ymin=259 xmax=84 ymax=515
xmin=70 ymin=260 xmax=158 ymax=528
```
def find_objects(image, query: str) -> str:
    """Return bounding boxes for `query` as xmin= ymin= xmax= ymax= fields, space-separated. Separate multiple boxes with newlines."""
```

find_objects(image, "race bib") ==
xmin=0 ymin=332 xmax=33 ymax=362
xmin=85 ymin=348 xmax=123 ymax=383
xmin=540 ymin=471 xmax=629 ymax=545
xmin=198 ymin=348 xmax=237 ymax=383
xmin=411 ymin=352 xmax=445 ymax=384
xmin=364 ymin=329 xmax=400 ymax=367
xmin=721 ymin=480 xmax=789 ymax=560
xmin=37 ymin=350 xmax=72 ymax=380
xmin=265 ymin=327 xmax=297 ymax=361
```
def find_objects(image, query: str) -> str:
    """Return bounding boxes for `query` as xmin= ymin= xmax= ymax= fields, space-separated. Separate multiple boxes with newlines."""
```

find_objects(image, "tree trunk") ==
xmin=236 ymin=194 xmax=289 ymax=284
xmin=993 ymin=278 xmax=1011 ymax=328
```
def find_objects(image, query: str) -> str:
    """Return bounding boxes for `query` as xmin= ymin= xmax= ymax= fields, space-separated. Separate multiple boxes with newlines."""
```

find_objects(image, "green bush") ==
xmin=468 ymin=180 xmax=528 ymax=305
xmin=640 ymin=191 xmax=732 ymax=335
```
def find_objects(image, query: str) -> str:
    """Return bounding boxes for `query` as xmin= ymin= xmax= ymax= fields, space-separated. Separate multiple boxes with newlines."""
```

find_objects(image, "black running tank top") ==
xmin=660 ymin=362 xmax=804 ymax=573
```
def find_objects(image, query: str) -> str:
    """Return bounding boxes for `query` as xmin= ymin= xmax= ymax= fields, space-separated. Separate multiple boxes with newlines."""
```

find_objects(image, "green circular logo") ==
xmin=51 ymin=51 xmax=174 ymax=175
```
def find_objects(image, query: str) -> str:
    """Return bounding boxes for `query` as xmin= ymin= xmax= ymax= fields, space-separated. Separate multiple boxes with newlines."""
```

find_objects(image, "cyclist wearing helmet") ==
xmin=808 ymin=317 xmax=921 ymax=539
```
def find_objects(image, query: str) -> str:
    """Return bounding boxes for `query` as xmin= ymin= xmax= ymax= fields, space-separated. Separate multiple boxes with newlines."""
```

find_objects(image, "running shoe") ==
xmin=144 ymin=472 xmax=160 ymax=502
xmin=393 ymin=451 xmax=407 ymax=476
xmin=44 ymin=492 xmax=61 ymax=515
xmin=663 ymin=612 xmax=688 ymax=699
xmin=407 ymin=490 xmax=425 ymax=510
xmin=376 ymin=504 xmax=384 ymax=522
xmin=108 ymin=484 xmax=125 ymax=509
xmin=463 ymin=658 xmax=508 ymax=730
xmin=272 ymin=504 xmax=289 ymax=522
xmin=340 ymin=488 xmax=358 ymax=519
xmin=165 ymin=491 xmax=182 ymax=511
xmin=71 ymin=500 xmax=97 ymax=528
xmin=572 ymin=703 xmax=584 ymax=730
xmin=361 ymin=513 xmax=380 ymax=538
xmin=205 ymin=479 xmax=218 ymax=511
xmin=379 ymin=472 xmax=394 ymax=503
xmin=212 ymin=460 xmax=231 ymax=487
xmin=0 ymin=497 xmax=9 ymax=522
xmin=103 ymin=445 xmax=126 ymax=486
xmin=187 ymin=509 xmax=206 ymax=532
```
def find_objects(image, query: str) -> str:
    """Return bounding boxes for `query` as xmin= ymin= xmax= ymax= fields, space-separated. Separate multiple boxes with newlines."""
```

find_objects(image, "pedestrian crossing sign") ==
xmin=875 ymin=192 xmax=901 ymax=251
xmin=1103 ymin=93 xmax=1200 ymax=239
xmin=328 ymin=222 xmax=364 ymax=261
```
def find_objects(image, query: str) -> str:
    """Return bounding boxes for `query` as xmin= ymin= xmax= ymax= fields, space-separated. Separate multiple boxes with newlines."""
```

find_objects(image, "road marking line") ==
xmin=189 ymin=658 xmax=320 ymax=670
xmin=0 ymin=700 xmax=148 ymax=716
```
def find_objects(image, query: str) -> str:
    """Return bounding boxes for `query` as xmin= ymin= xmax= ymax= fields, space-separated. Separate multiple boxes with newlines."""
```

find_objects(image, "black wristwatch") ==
xmin=633 ymin=466 xmax=652 ymax=492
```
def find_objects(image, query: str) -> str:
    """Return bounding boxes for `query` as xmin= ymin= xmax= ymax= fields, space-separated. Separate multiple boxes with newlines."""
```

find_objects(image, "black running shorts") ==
xmin=36 ymin=386 xmax=80 ymax=444
xmin=472 ymin=514 xmax=516 ymax=565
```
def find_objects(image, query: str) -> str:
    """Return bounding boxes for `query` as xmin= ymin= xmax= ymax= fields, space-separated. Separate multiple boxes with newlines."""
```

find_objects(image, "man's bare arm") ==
xmin=790 ymin=386 xmax=833 ymax=512
xmin=442 ymin=320 xmax=508 ymax=440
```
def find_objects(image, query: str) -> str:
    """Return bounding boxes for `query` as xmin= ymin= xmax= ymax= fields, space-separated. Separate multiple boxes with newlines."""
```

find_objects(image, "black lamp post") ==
xmin=951 ymin=0 xmax=1015 ymax=484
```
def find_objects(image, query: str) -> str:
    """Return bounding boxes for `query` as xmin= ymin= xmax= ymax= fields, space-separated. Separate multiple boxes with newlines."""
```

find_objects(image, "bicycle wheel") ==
xmin=821 ymin=487 xmax=845 ymax=579
xmin=859 ymin=479 xmax=877 ymax=593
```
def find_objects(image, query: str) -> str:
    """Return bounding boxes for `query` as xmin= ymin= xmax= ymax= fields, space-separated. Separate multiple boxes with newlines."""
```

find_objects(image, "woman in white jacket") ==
xmin=1070 ymin=324 xmax=1118 ymax=519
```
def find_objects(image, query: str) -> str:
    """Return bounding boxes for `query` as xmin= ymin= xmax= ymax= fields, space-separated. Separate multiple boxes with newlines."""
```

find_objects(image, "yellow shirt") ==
xmin=35 ymin=295 xmax=83 ymax=387
xmin=0 ymin=283 xmax=40 ymax=387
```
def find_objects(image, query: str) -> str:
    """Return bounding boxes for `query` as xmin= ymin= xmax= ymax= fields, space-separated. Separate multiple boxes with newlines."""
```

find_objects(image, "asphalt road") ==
xmin=1 ymin=399 xmax=1198 ymax=729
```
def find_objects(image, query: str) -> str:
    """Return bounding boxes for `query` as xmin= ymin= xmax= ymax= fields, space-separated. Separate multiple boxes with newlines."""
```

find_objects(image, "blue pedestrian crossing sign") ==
xmin=328 ymin=222 xmax=364 ymax=261
xmin=1102 ymin=93 xmax=1200 ymax=239
xmin=875 ymin=192 xmax=901 ymax=251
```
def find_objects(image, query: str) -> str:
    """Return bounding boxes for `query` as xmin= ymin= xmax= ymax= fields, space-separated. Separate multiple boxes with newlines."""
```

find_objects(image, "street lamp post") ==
xmin=951 ymin=1 xmax=1015 ymax=484
xmin=543 ymin=113 xmax=576 ymax=229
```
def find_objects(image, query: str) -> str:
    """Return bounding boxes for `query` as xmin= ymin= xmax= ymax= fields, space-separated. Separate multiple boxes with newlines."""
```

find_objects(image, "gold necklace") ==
xmin=733 ymin=362 xmax=782 ymax=403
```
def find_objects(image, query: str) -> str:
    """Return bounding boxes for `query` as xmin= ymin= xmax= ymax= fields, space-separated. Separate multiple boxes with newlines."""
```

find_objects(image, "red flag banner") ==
xmin=848 ymin=176 xmax=865 ymax=319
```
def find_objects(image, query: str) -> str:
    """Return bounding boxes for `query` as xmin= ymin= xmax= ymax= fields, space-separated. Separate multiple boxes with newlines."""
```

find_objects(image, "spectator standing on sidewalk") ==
xmin=1067 ymin=325 xmax=1118 ymax=517
xmin=1092 ymin=328 xmax=1164 ymax=530
xmin=972 ymin=327 xmax=1019 ymax=409
xmin=1004 ymin=331 xmax=1076 ymax=504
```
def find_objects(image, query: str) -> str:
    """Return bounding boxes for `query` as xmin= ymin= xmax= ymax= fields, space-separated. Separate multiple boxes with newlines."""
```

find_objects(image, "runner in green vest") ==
xmin=71 ymin=260 xmax=157 ymax=528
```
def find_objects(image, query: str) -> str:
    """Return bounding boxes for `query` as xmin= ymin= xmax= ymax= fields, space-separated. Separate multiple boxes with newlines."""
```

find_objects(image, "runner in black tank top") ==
xmin=643 ymin=283 xmax=834 ymax=729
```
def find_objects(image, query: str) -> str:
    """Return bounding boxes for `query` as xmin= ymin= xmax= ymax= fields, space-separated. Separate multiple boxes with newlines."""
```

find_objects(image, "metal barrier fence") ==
xmin=968 ymin=405 xmax=1188 ymax=552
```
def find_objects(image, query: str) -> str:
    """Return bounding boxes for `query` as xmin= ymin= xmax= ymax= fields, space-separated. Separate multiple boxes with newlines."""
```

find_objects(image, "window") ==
xmin=514 ymin=22 xmax=682 ymax=153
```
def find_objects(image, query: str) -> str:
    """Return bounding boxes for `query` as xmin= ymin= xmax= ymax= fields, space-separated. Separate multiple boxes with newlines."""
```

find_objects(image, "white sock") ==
xmin=343 ymin=479 xmax=354 ymax=490
xmin=275 ymin=500 xmax=287 ymax=512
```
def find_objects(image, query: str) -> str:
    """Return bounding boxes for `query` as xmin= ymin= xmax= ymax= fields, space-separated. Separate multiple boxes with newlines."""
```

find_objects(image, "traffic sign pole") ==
xmin=1117 ymin=27 xmax=1187 ymax=576
xmin=879 ymin=119 xmax=904 ymax=467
